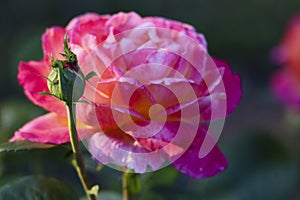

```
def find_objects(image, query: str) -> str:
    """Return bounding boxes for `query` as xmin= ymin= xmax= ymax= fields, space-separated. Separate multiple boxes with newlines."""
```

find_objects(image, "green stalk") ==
xmin=66 ymin=103 xmax=97 ymax=200
xmin=122 ymin=172 xmax=130 ymax=200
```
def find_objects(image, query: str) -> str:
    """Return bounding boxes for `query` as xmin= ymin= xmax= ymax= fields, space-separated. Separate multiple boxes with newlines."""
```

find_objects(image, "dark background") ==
xmin=0 ymin=0 xmax=300 ymax=199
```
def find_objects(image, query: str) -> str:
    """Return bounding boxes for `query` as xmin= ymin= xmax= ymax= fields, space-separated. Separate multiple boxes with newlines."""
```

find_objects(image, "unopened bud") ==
xmin=47 ymin=34 xmax=85 ymax=104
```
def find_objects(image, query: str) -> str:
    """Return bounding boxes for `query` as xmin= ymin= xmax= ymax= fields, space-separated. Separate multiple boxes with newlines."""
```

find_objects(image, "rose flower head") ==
xmin=11 ymin=12 xmax=241 ymax=178
xmin=271 ymin=14 xmax=300 ymax=110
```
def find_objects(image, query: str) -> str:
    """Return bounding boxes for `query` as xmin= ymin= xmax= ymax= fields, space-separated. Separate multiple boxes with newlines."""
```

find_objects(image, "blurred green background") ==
xmin=0 ymin=0 xmax=300 ymax=199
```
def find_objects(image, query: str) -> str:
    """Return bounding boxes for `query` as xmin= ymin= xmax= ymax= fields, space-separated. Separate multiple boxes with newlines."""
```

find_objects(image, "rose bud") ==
xmin=47 ymin=34 xmax=86 ymax=104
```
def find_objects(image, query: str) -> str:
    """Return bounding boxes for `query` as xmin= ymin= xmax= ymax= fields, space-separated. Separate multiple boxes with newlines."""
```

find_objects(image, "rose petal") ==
xmin=85 ymin=77 xmax=154 ymax=116
xmin=170 ymin=58 xmax=241 ymax=122
xmin=271 ymin=69 xmax=300 ymax=110
xmin=136 ymin=121 xmax=179 ymax=151
xmin=143 ymin=16 xmax=207 ymax=48
xmin=42 ymin=27 xmax=66 ymax=62
xmin=11 ymin=112 xmax=96 ymax=144
xmin=106 ymin=12 xmax=142 ymax=35
xmin=213 ymin=58 xmax=242 ymax=116
xmin=113 ymin=49 xmax=200 ymax=82
xmin=172 ymin=126 xmax=228 ymax=178
xmin=67 ymin=13 xmax=110 ymax=31
xmin=18 ymin=60 xmax=66 ymax=116
xmin=11 ymin=113 xmax=69 ymax=144
xmin=273 ymin=14 xmax=300 ymax=71
xmin=67 ymin=13 xmax=110 ymax=50
xmin=88 ymin=130 xmax=168 ymax=173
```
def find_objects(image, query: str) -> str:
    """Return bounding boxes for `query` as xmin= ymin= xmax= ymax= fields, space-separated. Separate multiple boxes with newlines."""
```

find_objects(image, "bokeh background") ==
xmin=0 ymin=0 xmax=300 ymax=199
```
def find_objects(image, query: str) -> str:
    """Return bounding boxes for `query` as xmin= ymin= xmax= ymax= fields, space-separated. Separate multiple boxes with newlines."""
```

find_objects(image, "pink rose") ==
xmin=11 ymin=12 xmax=241 ymax=178
xmin=271 ymin=14 xmax=300 ymax=110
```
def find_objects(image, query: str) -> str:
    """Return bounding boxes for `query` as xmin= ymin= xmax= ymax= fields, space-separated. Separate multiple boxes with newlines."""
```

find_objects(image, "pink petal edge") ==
xmin=18 ymin=60 xmax=66 ymax=116
xmin=11 ymin=112 xmax=96 ymax=144
xmin=172 ymin=126 xmax=228 ymax=178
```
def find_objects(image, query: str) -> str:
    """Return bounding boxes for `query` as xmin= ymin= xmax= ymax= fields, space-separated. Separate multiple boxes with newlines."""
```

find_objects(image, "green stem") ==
xmin=122 ymin=172 xmax=130 ymax=200
xmin=66 ymin=103 xmax=97 ymax=200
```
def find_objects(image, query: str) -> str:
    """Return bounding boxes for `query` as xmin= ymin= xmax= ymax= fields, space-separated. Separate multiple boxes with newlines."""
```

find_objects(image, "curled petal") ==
xmin=172 ymin=126 xmax=228 ymax=178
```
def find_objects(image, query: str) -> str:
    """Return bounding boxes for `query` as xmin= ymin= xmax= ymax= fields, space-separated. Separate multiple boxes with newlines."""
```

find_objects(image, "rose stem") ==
xmin=122 ymin=172 xmax=130 ymax=200
xmin=66 ymin=103 xmax=97 ymax=200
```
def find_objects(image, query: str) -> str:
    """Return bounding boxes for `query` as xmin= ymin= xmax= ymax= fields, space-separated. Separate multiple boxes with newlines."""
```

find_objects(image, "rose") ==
xmin=11 ymin=12 xmax=241 ymax=178
xmin=271 ymin=14 xmax=300 ymax=110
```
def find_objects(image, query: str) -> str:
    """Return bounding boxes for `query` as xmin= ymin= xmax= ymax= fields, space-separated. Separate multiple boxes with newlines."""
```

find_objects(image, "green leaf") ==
xmin=0 ymin=175 xmax=79 ymax=200
xmin=85 ymin=71 xmax=97 ymax=80
xmin=0 ymin=141 xmax=55 ymax=152
xmin=39 ymin=91 xmax=54 ymax=96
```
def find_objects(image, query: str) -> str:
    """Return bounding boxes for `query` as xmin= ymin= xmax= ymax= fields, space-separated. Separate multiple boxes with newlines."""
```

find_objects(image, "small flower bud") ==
xmin=47 ymin=34 xmax=86 ymax=104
